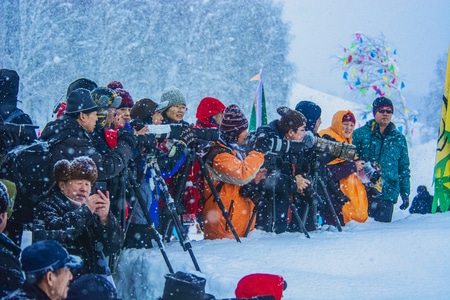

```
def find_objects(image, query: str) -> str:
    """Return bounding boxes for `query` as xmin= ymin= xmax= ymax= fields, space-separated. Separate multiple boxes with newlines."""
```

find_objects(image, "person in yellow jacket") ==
xmin=203 ymin=104 xmax=265 ymax=240
xmin=319 ymin=110 xmax=368 ymax=224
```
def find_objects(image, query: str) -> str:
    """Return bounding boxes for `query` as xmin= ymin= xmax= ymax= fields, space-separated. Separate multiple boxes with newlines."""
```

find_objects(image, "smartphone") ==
xmin=91 ymin=181 xmax=107 ymax=195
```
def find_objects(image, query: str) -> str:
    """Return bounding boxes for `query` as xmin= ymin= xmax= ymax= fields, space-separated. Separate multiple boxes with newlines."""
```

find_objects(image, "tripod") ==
xmin=172 ymin=145 xmax=242 ymax=243
xmin=243 ymin=171 xmax=311 ymax=238
xmin=128 ymin=153 xmax=202 ymax=272
xmin=303 ymin=158 xmax=343 ymax=232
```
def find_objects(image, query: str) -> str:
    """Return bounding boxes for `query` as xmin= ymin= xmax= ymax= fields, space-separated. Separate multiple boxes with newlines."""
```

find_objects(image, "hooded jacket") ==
xmin=319 ymin=110 xmax=368 ymax=223
xmin=202 ymin=141 xmax=264 ymax=239
xmin=352 ymin=119 xmax=410 ymax=203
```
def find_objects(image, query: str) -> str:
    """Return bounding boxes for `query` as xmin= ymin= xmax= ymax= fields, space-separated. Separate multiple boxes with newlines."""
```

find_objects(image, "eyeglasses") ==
xmin=377 ymin=109 xmax=393 ymax=114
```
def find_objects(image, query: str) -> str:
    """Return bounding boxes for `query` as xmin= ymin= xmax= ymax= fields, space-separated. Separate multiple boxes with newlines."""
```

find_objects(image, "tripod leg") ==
xmin=152 ymin=161 xmax=202 ymax=272
xmin=318 ymin=178 xmax=343 ymax=232
xmin=244 ymin=202 xmax=260 ymax=237
xmin=197 ymin=157 xmax=241 ymax=242
xmin=129 ymin=175 xmax=175 ymax=274
xmin=289 ymin=203 xmax=310 ymax=238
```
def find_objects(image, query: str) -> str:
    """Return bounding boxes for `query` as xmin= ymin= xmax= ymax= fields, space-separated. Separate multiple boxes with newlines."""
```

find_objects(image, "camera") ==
xmin=31 ymin=221 xmax=76 ymax=243
xmin=131 ymin=120 xmax=219 ymax=143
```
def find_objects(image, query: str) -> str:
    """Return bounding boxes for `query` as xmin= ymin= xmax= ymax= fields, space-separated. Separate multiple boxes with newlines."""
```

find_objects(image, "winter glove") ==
xmin=399 ymin=194 xmax=409 ymax=210
xmin=302 ymin=131 xmax=316 ymax=149
xmin=253 ymin=136 xmax=274 ymax=154
xmin=363 ymin=162 xmax=381 ymax=182
xmin=179 ymin=126 xmax=196 ymax=147
xmin=117 ymin=128 xmax=137 ymax=149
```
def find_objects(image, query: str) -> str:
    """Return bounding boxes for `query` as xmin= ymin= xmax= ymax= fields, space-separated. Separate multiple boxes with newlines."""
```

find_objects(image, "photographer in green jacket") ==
xmin=352 ymin=97 xmax=410 ymax=222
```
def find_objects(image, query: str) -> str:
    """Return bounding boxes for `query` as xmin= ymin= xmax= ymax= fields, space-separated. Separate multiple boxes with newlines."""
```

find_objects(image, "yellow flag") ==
xmin=433 ymin=46 xmax=450 ymax=213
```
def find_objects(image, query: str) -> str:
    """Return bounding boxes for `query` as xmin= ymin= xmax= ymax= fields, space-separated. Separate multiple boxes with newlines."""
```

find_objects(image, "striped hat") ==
xmin=219 ymin=104 xmax=248 ymax=143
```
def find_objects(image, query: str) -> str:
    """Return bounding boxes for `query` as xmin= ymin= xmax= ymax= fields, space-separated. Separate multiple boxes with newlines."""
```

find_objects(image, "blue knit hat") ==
xmin=294 ymin=100 xmax=321 ymax=131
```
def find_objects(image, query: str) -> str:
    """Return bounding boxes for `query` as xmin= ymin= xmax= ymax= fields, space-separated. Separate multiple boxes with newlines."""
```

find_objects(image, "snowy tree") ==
xmin=0 ymin=0 xmax=293 ymax=128
xmin=338 ymin=32 xmax=414 ymax=143
xmin=419 ymin=52 xmax=448 ymax=140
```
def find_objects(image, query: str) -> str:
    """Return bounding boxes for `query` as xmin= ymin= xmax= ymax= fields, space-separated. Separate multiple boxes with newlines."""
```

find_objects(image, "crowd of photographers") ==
xmin=0 ymin=69 xmax=411 ymax=298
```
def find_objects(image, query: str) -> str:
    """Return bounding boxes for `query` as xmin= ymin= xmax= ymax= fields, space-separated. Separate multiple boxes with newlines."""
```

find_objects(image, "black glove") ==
xmin=253 ymin=136 xmax=273 ymax=154
xmin=179 ymin=126 xmax=196 ymax=147
xmin=117 ymin=128 xmax=137 ymax=149
xmin=399 ymin=195 xmax=409 ymax=210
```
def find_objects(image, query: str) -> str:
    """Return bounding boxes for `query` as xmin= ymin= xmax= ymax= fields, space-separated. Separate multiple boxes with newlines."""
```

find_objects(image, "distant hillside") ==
xmin=288 ymin=83 xmax=365 ymax=129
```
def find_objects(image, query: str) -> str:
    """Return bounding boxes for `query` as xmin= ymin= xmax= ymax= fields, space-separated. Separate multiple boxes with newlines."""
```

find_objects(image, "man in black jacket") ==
xmin=40 ymin=88 xmax=136 ymax=182
xmin=35 ymin=157 xmax=122 ymax=279
xmin=4 ymin=240 xmax=82 ymax=300
xmin=242 ymin=107 xmax=310 ymax=234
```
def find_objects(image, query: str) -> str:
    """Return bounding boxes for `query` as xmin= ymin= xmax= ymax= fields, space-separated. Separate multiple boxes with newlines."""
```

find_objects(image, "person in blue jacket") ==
xmin=352 ymin=97 xmax=410 ymax=222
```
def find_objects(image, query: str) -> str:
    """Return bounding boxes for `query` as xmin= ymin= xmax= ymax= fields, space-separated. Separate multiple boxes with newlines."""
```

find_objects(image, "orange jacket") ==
xmin=203 ymin=142 xmax=264 ymax=239
xmin=319 ymin=110 xmax=368 ymax=223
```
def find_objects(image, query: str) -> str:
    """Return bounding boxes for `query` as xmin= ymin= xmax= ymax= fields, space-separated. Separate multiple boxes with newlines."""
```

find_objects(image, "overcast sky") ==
xmin=279 ymin=0 xmax=450 ymax=108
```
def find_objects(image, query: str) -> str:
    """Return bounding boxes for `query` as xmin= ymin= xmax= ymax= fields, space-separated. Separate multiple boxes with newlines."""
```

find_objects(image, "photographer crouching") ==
xmin=294 ymin=101 xmax=354 ymax=232
xmin=241 ymin=107 xmax=311 ymax=234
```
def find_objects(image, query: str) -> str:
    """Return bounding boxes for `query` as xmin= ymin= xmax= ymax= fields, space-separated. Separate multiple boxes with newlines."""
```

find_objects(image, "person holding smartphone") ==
xmin=35 ymin=156 xmax=123 ymax=281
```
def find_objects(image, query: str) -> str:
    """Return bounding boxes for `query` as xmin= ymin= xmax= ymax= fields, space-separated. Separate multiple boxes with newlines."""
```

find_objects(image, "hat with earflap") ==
xmin=156 ymin=86 xmax=186 ymax=113
xmin=54 ymin=157 xmax=98 ymax=184
xmin=65 ymin=88 xmax=98 ymax=116
xmin=277 ymin=106 xmax=306 ymax=135
xmin=219 ymin=104 xmax=248 ymax=144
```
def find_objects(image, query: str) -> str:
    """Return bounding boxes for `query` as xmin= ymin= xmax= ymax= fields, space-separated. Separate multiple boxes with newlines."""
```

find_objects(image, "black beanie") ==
xmin=65 ymin=88 xmax=98 ymax=115
xmin=372 ymin=97 xmax=394 ymax=116
xmin=66 ymin=78 xmax=98 ymax=97
xmin=294 ymin=100 xmax=321 ymax=132
xmin=0 ymin=69 xmax=20 ymax=106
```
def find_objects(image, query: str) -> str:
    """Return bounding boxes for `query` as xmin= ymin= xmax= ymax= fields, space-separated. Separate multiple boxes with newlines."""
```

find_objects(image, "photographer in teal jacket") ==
xmin=352 ymin=97 xmax=410 ymax=222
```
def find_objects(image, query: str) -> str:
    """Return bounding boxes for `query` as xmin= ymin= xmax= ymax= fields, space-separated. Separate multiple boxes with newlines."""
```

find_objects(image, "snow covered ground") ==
xmin=114 ymin=86 xmax=448 ymax=299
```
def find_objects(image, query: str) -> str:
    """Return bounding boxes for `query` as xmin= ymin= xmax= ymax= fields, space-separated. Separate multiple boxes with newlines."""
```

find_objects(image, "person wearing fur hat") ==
xmin=35 ymin=157 xmax=122 ymax=280
xmin=319 ymin=110 xmax=369 ymax=224
xmin=202 ymin=104 xmax=265 ymax=239
xmin=240 ymin=106 xmax=311 ymax=234
xmin=0 ymin=180 xmax=25 ymax=297
xmin=39 ymin=86 xmax=135 ymax=239
xmin=352 ymin=97 xmax=410 ymax=223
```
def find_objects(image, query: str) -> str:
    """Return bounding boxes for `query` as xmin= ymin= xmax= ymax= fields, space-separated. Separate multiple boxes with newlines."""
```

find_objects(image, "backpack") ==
xmin=0 ymin=138 xmax=64 ymax=223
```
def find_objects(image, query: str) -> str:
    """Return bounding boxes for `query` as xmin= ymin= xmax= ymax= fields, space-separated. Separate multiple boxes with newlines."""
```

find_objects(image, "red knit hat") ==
xmin=196 ymin=97 xmax=226 ymax=120
xmin=107 ymin=80 xmax=123 ymax=90
xmin=235 ymin=273 xmax=286 ymax=300
xmin=342 ymin=111 xmax=356 ymax=124
xmin=116 ymin=88 xmax=134 ymax=108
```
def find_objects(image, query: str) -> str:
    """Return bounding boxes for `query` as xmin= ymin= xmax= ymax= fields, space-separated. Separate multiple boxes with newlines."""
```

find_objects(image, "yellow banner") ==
xmin=433 ymin=46 xmax=450 ymax=212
